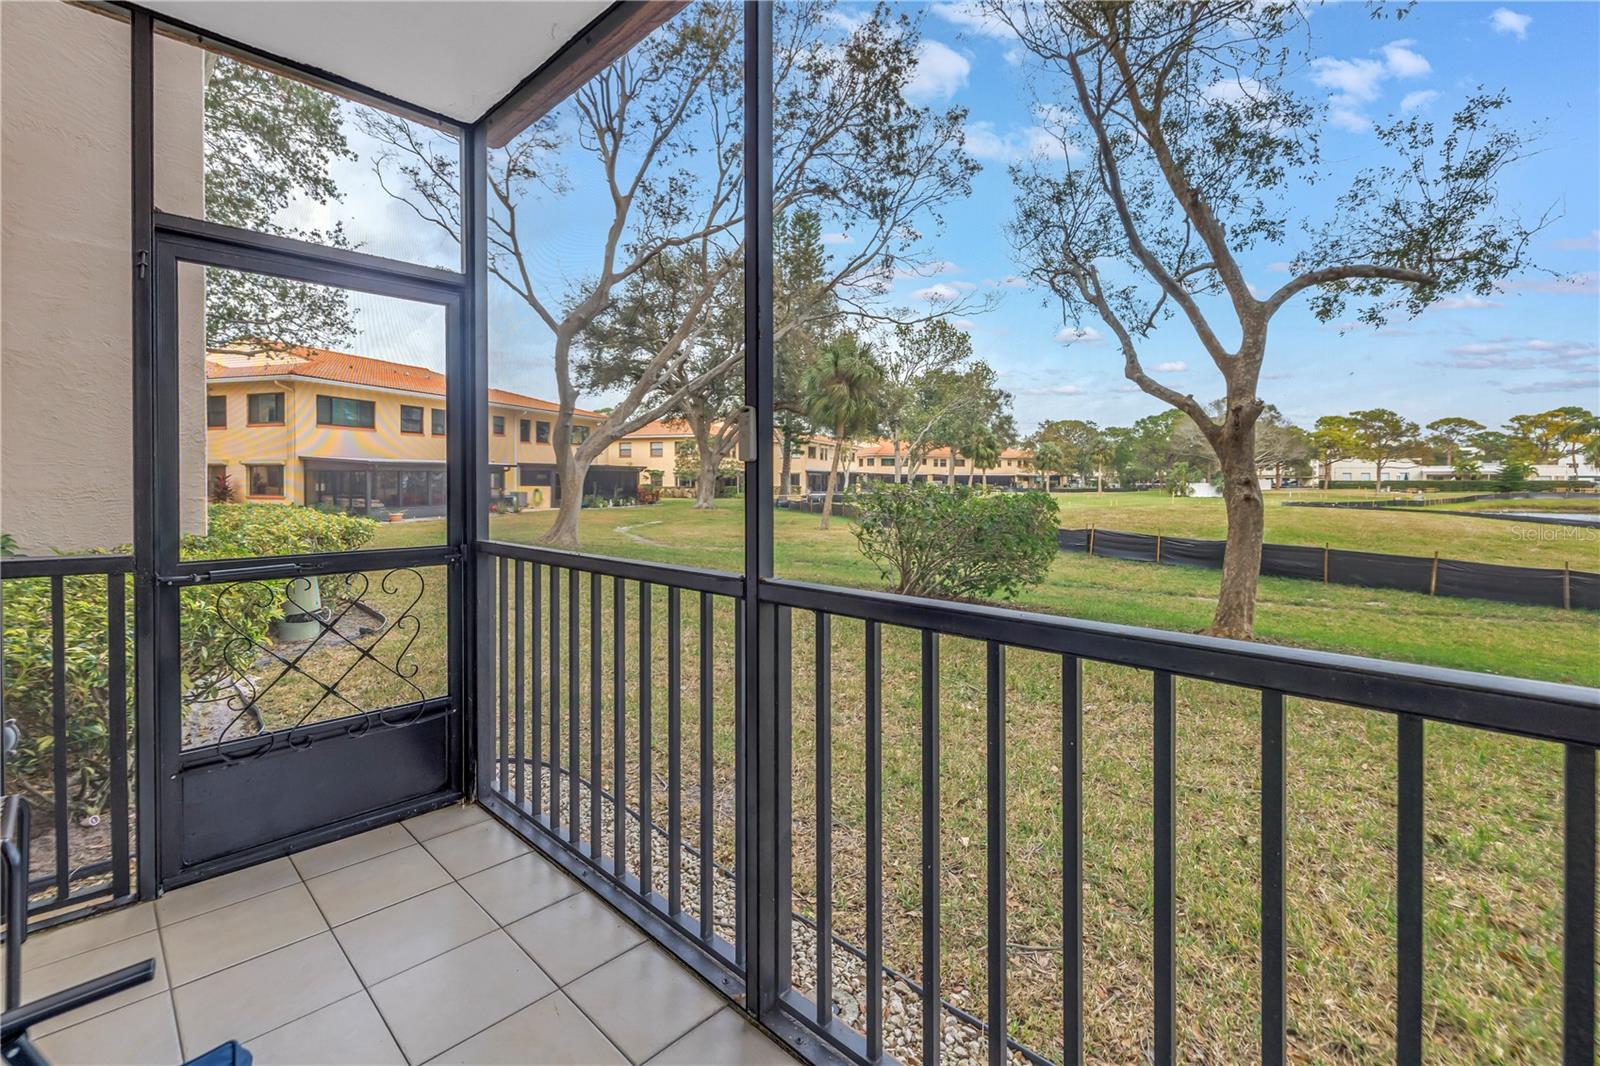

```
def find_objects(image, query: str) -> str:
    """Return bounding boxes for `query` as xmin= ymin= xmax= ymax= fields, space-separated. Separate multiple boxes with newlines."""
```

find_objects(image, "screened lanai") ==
xmin=1 ymin=4 xmax=1595 ymax=1066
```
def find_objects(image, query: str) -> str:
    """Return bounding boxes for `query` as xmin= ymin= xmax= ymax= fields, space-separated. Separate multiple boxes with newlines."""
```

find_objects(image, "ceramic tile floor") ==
xmin=14 ymin=804 xmax=796 ymax=1066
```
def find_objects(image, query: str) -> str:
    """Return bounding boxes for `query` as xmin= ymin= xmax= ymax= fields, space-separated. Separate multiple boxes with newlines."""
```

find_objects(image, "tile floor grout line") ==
xmin=414 ymin=985 xmax=574 ymax=1065
xmin=638 ymin=1006 xmax=731 ymax=1066
xmin=16 ymin=918 xmax=154 ymax=980
xmin=546 ymin=942 xmax=664 ymax=1066
xmin=150 ymin=892 xmax=186 ymax=1061
xmin=155 ymin=858 xmax=299 ymax=929
xmin=298 ymin=861 xmax=415 ymax=1064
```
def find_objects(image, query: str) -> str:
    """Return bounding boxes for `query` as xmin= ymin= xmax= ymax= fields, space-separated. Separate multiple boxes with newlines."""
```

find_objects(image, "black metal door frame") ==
xmin=144 ymin=218 xmax=473 ymax=890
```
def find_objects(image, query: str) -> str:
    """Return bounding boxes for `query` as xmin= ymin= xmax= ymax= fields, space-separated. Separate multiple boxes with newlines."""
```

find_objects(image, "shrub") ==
xmin=1494 ymin=461 xmax=1534 ymax=492
xmin=3 ymin=504 xmax=377 ymax=817
xmin=853 ymin=483 xmax=1060 ymax=601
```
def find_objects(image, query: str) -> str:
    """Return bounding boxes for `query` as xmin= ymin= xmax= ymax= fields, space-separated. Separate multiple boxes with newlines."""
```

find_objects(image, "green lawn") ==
xmin=251 ymin=500 xmax=1593 ymax=1063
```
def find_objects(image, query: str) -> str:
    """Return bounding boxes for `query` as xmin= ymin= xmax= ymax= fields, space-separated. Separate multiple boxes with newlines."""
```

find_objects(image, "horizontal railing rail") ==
xmin=0 ymin=554 xmax=134 ymax=925
xmin=477 ymin=542 xmax=747 ymax=980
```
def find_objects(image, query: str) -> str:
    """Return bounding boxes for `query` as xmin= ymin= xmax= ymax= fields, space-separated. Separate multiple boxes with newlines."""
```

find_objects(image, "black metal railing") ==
xmin=478 ymin=547 xmax=1598 ymax=1066
xmin=0 ymin=555 xmax=135 ymax=925
xmin=477 ymin=541 xmax=748 ymax=978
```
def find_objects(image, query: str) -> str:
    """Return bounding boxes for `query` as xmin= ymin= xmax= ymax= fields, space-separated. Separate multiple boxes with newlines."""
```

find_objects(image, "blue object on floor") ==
xmin=186 ymin=1041 xmax=252 ymax=1066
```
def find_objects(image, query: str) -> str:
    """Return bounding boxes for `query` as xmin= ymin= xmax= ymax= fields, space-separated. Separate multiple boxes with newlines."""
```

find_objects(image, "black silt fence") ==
xmin=1056 ymin=528 xmax=1598 ymax=610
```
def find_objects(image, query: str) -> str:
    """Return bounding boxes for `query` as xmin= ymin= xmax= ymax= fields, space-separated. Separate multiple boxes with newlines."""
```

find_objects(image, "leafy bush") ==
xmin=853 ymin=483 xmax=1060 ymax=601
xmin=1493 ymin=461 xmax=1535 ymax=492
xmin=2 ymin=504 xmax=376 ymax=817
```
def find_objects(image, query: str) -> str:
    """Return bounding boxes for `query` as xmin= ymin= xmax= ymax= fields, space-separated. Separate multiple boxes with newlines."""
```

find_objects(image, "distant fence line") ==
xmin=1057 ymin=527 xmax=1598 ymax=611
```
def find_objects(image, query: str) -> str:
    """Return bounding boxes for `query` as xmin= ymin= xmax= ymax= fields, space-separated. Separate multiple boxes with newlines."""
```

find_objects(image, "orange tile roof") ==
xmin=205 ymin=345 xmax=595 ymax=417
xmin=621 ymin=418 xmax=840 ymax=447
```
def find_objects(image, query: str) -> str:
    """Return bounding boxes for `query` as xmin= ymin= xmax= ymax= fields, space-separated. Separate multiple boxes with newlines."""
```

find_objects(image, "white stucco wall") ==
xmin=1 ymin=2 xmax=206 ymax=554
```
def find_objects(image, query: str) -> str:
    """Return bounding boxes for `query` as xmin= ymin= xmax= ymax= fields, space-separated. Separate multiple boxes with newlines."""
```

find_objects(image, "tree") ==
xmin=1034 ymin=419 xmax=1104 ymax=486
xmin=1347 ymin=409 xmax=1426 ymax=486
xmin=1308 ymin=416 xmax=1361 ymax=486
xmin=1425 ymin=416 xmax=1485 ymax=468
xmin=878 ymin=319 xmax=974 ymax=480
xmin=994 ymin=1 xmax=1542 ymax=637
xmin=1508 ymin=407 xmax=1597 ymax=475
xmin=204 ymin=57 xmax=359 ymax=351
xmin=963 ymin=425 xmax=1004 ymax=487
xmin=1032 ymin=440 xmax=1068 ymax=490
xmin=802 ymin=335 xmax=883 ymax=529
xmin=1166 ymin=460 xmax=1202 ymax=497
xmin=774 ymin=209 xmax=835 ymax=498
xmin=365 ymin=2 xmax=978 ymax=547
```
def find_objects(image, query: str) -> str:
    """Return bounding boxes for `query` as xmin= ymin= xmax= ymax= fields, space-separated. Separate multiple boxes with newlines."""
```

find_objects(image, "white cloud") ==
xmin=1328 ymin=99 xmax=1374 ymax=134
xmin=822 ymin=231 xmax=852 ymax=246
xmin=1379 ymin=40 xmax=1431 ymax=79
xmin=893 ymin=259 xmax=961 ymax=280
xmin=1499 ymin=272 xmax=1599 ymax=295
xmin=963 ymin=120 xmax=1075 ymax=163
xmin=1055 ymin=326 xmax=1104 ymax=345
xmin=1153 ymin=361 xmax=1188 ymax=373
xmin=1552 ymin=230 xmax=1600 ymax=251
xmin=1266 ymin=261 xmax=1293 ymax=273
xmin=1204 ymin=77 xmax=1266 ymax=108
xmin=905 ymin=40 xmax=970 ymax=103
xmin=1016 ymin=383 xmax=1086 ymax=397
xmin=1490 ymin=8 xmax=1532 ymax=39
xmin=930 ymin=2 xmax=1016 ymax=41
xmin=1436 ymin=337 xmax=1599 ymax=374
xmin=1426 ymin=295 xmax=1502 ymax=311
xmin=1503 ymin=376 xmax=1596 ymax=395
xmin=1399 ymin=89 xmax=1439 ymax=113
xmin=1310 ymin=57 xmax=1387 ymax=102
xmin=914 ymin=282 xmax=965 ymax=302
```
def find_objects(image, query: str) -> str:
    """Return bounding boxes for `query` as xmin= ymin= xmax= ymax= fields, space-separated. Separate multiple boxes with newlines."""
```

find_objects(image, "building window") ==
xmin=489 ymin=469 xmax=506 ymax=492
xmin=316 ymin=395 xmax=375 ymax=429
xmin=573 ymin=425 xmax=588 ymax=443
xmin=536 ymin=420 xmax=550 ymax=443
xmin=207 ymin=394 xmax=227 ymax=428
xmin=400 ymin=404 xmax=424 ymax=434
xmin=519 ymin=418 xmax=531 ymax=443
xmin=955 ymin=458 xmax=966 ymax=467
xmin=863 ymin=457 xmax=874 ymax=467
xmin=207 ymin=463 xmax=227 ymax=498
xmin=247 ymin=464 xmax=284 ymax=498
xmin=807 ymin=446 xmax=816 ymax=458
xmin=493 ymin=415 xmax=506 ymax=436
xmin=619 ymin=442 xmax=633 ymax=457
xmin=247 ymin=392 xmax=284 ymax=424
xmin=432 ymin=408 xmax=446 ymax=436
xmin=650 ymin=441 xmax=663 ymax=457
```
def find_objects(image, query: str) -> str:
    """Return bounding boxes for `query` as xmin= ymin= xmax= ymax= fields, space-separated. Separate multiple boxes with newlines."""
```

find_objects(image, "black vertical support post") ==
xmin=814 ymin=612 xmax=833 ymax=1028
xmin=550 ymin=566 xmax=561 ymax=822
xmin=921 ymin=630 xmax=942 ymax=1066
xmin=1153 ymin=670 xmax=1175 ymax=1066
xmin=699 ymin=592 xmax=715 ymax=943
xmin=561 ymin=567 xmax=576 ymax=829
xmin=866 ymin=621 xmax=884 ymax=1062
xmin=50 ymin=578 xmax=69 ymax=901
xmin=1062 ymin=655 xmax=1083 ymax=1066
xmin=775 ymin=604 xmax=793 ymax=991
xmin=1261 ymin=691 xmax=1286 ymax=1066
xmin=567 ymin=569 xmax=579 ymax=843
xmin=668 ymin=587 xmax=683 ymax=913
xmin=514 ymin=562 xmax=526 ymax=813
xmin=741 ymin=0 xmax=784 ymax=1019
xmin=108 ymin=574 xmax=130 ymax=899
xmin=986 ymin=641 xmax=1007 ymax=1066
xmin=590 ymin=571 xmax=603 ymax=860
xmin=532 ymin=563 xmax=544 ymax=809
xmin=459 ymin=121 xmax=488 ymax=807
xmin=498 ymin=558 xmax=508 ymax=800
xmin=639 ymin=583 xmax=653 ymax=895
xmin=129 ymin=8 xmax=159 ymax=900
xmin=1563 ymin=744 xmax=1596 ymax=1065
xmin=613 ymin=577 xmax=626 ymax=878
xmin=1396 ymin=714 xmax=1424 ymax=1066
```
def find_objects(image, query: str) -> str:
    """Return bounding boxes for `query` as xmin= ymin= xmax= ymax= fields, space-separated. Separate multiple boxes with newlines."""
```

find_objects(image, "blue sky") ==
xmin=332 ymin=1 xmax=1600 ymax=437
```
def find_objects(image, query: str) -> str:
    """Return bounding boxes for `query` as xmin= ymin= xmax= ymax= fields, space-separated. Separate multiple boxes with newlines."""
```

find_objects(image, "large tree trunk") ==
xmin=820 ymin=429 xmax=843 ymax=529
xmin=779 ymin=439 xmax=794 ymax=500
xmin=1211 ymin=425 xmax=1264 ymax=640
xmin=543 ymin=449 xmax=589 ymax=549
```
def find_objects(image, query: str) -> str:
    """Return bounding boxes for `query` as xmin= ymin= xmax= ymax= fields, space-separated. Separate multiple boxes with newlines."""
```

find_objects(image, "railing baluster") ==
xmin=614 ymin=576 xmax=627 ymax=879
xmin=1396 ymin=714 xmax=1424 ymax=1066
xmin=668 ymin=587 xmax=683 ymax=914
xmin=986 ymin=640 xmax=1007 ymax=1066
xmin=735 ymin=597 xmax=746 ymax=967
xmin=515 ymin=561 xmax=527 ymax=814
xmin=1564 ymin=743 xmax=1596 ymax=1065
xmin=921 ymin=629 xmax=941 ymax=1066
xmin=50 ymin=577 xmax=69 ymax=901
xmin=866 ymin=619 xmax=884 ymax=1062
xmin=639 ymin=581 xmax=653 ymax=897
xmin=590 ymin=571 xmax=603 ymax=862
xmin=1063 ymin=654 xmax=1083 ymax=1066
xmin=1261 ymin=690 xmax=1286 ymax=1066
xmin=497 ymin=556 xmax=508 ymax=796
xmin=815 ymin=611 xmax=834 ymax=1028
xmin=699 ymin=591 xmax=715 ymax=942
xmin=1153 ymin=670 xmax=1174 ymax=1066
xmin=558 ymin=568 xmax=574 ymax=830
xmin=531 ymin=561 xmax=543 ymax=818
xmin=107 ymin=574 xmax=130 ymax=900
xmin=548 ymin=565 xmax=561 ymax=822
xmin=569 ymin=570 xmax=580 ymax=844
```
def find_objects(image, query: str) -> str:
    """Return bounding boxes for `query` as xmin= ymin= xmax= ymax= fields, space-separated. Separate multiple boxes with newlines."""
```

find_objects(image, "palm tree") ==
xmin=802 ymin=335 xmax=883 ymax=529
xmin=965 ymin=427 xmax=1002 ymax=489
